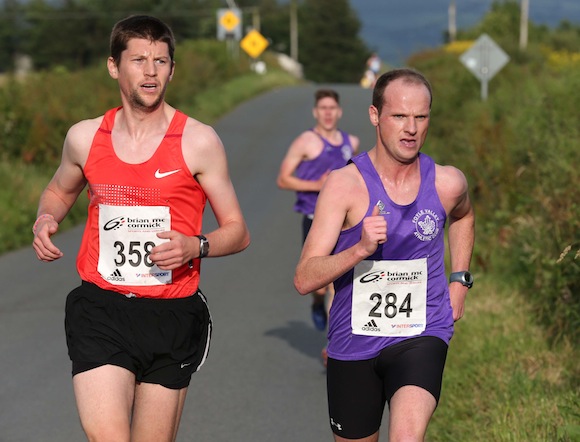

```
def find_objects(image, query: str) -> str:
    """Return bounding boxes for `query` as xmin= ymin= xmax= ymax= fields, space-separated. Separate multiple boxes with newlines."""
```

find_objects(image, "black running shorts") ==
xmin=326 ymin=336 xmax=448 ymax=439
xmin=65 ymin=281 xmax=212 ymax=389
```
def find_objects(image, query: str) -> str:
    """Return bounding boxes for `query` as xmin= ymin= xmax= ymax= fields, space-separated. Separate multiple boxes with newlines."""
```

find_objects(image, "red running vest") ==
xmin=76 ymin=107 xmax=207 ymax=298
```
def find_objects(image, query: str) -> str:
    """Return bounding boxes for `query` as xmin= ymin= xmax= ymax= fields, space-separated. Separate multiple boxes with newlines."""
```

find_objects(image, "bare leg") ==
xmin=311 ymin=286 xmax=328 ymax=331
xmin=334 ymin=432 xmax=379 ymax=442
xmin=321 ymin=283 xmax=335 ymax=366
xmin=73 ymin=365 xmax=189 ymax=442
xmin=73 ymin=365 xmax=135 ymax=441
xmin=311 ymin=287 xmax=327 ymax=305
xmin=131 ymin=382 xmax=189 ymax=442
xmin=388 ymin=385 xmax=436 ymax=441
xmin=326 ymin=283 xmax=335 ymax=317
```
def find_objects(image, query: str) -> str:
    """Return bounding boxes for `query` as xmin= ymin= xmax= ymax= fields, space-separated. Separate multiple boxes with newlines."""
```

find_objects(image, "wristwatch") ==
xmin=196 ymin=234 xmax=209 ymax=258
xmin=449 ymin=271 xmax=474 ymax=289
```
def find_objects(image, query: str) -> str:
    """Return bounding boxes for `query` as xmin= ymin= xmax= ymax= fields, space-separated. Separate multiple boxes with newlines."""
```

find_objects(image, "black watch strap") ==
xmin=196 ymin=234 xmax=209 ymax=258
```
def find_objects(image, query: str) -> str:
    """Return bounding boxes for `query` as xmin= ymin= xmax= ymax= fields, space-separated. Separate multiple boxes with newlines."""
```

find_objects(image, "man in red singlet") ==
xmin=32 ymin=15 xmax=250 ymax=441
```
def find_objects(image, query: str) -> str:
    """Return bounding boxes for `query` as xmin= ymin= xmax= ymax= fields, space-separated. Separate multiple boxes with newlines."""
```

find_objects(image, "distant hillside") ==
xmin=350 ymin=0 xmax=580 ymax=66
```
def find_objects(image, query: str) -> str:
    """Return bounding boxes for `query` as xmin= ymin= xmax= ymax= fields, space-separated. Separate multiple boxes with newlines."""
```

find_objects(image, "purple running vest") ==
xmin=327 ymin=152 xmax=454 ymax=361
xmin=293 ymin=129 xmax=354 ymax=216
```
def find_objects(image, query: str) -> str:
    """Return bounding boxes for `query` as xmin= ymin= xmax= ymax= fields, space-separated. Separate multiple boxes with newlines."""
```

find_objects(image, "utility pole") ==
xmin=448 ymin=0 xmax=456 ymax=43
xmin=251 ymin=6 xmax=260 ymax=32
xmin=519 ymin=0 xmax=529 ymax=50
xmin=290 ymin=0 xmax=298 ymax=61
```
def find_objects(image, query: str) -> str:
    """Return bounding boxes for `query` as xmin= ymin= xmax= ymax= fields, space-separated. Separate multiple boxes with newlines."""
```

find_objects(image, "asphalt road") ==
xmin=0 ymin=83 xmax=383 ymax=442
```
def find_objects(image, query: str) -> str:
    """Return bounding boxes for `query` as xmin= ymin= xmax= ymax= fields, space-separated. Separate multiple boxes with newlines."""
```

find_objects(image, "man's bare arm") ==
xmin=33 ymin=121 xmax=94 ymax=261
xmin=294 ymin=170 xmax=386 ymax=295
xmin=151 ymin=120 xmax=250 ymax=270
xmin=277 ymin=131 xmax=328 ymax=192
xmin=439 ymin=165 xmax=475 ymax=320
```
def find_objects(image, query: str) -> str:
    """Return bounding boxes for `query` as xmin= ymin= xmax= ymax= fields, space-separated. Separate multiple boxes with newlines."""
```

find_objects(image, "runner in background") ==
xmin=277 ymin=89 xmax=359 ymax=361
xmin=361 ymin=52 xmax=382 ymax=89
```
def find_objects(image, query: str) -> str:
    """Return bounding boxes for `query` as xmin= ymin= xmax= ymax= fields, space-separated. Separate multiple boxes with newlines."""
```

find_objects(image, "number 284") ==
xmin=369 ymin=293 xmax=413 ymax=319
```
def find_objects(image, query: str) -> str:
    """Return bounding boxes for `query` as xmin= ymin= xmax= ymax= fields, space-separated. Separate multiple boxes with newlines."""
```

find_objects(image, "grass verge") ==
xmin=428 ymin=279 xmax=579 ymax=441
xmin=183 ymin=68 xmax=302 ymax=124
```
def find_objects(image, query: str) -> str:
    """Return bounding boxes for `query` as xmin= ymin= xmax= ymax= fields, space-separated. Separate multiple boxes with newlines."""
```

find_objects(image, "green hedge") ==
xmin=0 ymin=40 xmax=251 ymax=167
xmin=0 ymin=41 xmax=297 ymax=257
xmin=409 ymin=46 xmax=579 ymax=347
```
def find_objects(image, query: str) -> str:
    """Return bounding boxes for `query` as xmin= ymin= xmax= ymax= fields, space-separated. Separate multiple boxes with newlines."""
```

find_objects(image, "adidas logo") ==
xmin=106 ymin=269 xmax=125 ymax=282
xmin=362 ymin=319 xmax=380 ymax=332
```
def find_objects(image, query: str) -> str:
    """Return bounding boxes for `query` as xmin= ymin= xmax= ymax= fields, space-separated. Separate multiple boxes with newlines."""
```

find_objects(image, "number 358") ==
xmin=113 ymin=241 xmax=156 ymax=267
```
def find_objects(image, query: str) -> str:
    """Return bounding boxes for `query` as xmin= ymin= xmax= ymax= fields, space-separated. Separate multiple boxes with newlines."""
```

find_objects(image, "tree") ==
xmin=0 ymin=0 xmax=25 ymax=72
xmin=297 ymin=0 xmax=370 ymax=83
xmin=254 ymin=0 xmax=292 ymax=54
xmin=21 ymin=0 xmax=111 ymax=71
xmin=12 ymin=0 xmax=225 ymax=71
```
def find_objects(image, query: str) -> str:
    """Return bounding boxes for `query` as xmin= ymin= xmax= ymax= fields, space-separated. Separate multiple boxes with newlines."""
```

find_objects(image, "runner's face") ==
xmin=109 ymin=38 xmax=174 ymax=112
xmin=370 ymin=79 xmax=431 ymax=164
xmin=313 ymin=97 xmax=342 ymax=132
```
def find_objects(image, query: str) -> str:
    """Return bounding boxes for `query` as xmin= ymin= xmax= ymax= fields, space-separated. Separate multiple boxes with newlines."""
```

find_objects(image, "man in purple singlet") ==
xmin=295 ymin=69 xmax=475 ymax=441
xmin=277 ymin=89 xmax=359 ymax=342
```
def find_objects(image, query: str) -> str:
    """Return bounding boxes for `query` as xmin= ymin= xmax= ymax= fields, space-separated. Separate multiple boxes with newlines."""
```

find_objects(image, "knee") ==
xmin=388 ymin=427 xmax=427 ymax=442
xmin=81 ymin=420 xmax=130 ymax=442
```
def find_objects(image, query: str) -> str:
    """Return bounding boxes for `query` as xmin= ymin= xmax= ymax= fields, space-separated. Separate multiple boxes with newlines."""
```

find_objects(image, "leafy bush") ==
xmin=0 ymin=40 xmax=296 ymax=255
xmin=0 ymin=40 xmax=252 ymax=167
xmin=409 ymin=24 xmax=580 ymax=346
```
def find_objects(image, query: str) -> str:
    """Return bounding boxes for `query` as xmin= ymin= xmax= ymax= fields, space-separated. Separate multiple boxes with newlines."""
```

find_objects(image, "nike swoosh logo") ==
xmin=155 ymin=168 xmax=181 ymax=179
xmin=181 ymin=362 xmax=192 ymax=369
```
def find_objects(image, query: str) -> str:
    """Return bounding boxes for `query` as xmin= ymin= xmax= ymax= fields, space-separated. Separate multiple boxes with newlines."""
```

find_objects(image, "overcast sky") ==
xmin=349 ymin=0 xmax=580 ymax=66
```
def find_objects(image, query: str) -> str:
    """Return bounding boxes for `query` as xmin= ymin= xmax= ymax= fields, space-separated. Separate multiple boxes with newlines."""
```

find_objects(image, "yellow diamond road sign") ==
xmin=240 ymin=30 xmax=269 ymax=59
xmin=217 ymin=8 xmax=241 ymax=40
xmin=220 ymin=10 xmax=240 ymax=32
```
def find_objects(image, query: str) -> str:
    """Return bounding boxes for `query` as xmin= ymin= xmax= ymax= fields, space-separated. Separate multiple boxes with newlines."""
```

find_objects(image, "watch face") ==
xmin=198 ymin=235 xmax=209 ymax=258
xmin=450 ymin=271 xmax=473 ymax=288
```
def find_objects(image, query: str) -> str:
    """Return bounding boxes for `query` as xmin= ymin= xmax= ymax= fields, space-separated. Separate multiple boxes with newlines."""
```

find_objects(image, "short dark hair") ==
xmin=110 ymin=15 xmax=175 ymax=66
xmin=314 ymin=89 xmax=340 ymax=106
xmin=372 ymin=68 xmax=432 ymax=114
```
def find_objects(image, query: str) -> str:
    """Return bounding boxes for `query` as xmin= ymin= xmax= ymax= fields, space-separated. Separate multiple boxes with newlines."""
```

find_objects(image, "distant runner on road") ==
xmin=277 ymin=89 xmax=359 ymax=351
